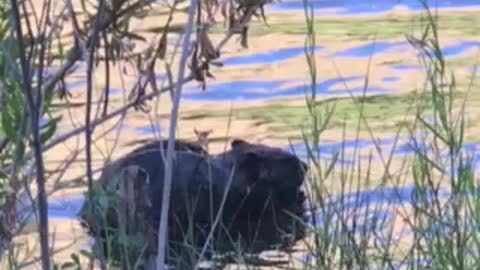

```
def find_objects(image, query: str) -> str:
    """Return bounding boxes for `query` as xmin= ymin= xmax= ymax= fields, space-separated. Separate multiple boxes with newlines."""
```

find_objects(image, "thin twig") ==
xmin=102 ymin=30 xmax=110 ymax=117
xmin=85 ymin=0 xmax=108 ymax=269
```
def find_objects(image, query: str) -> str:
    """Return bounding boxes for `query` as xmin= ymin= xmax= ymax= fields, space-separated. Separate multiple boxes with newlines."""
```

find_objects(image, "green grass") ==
xmin=181 ymin=90 xmax=468 ymax=135
xmin=208 ymin=12 xmax=480 ymax=40
xmin=447 ymin=57 xmax=480 ymax=69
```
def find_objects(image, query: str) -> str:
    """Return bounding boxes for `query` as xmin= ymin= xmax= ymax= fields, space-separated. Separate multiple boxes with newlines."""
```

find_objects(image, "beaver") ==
xmin=78 ymin=139 xmax=308 ymax=269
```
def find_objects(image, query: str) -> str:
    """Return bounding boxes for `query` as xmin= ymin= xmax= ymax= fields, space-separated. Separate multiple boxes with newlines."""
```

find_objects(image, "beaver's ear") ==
xmin=231 ymin=139 xmax=249 ymax=149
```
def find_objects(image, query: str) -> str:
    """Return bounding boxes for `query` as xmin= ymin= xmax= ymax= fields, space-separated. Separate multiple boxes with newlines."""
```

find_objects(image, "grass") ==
xmin=180 ymin=90 xmax=471 ymax=134
xmin=446 ymin=56 xmax=480 ymax=69
xmin=207 ymin=12 xmax=480 ymax=40
xmin=292 ymin=0 xmax=480 ymax=268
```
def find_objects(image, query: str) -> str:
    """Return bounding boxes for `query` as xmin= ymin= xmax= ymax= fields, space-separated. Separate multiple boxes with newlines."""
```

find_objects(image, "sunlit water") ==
xmin=272 ymin=0 xmax=480 ymax=14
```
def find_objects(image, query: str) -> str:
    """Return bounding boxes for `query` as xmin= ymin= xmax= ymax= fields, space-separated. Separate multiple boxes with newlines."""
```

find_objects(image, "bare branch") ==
xmin=9 ymin=0 xmax=51 ymax=268
xmin=155 ymin=0 xmax=199 ymax=267
xmin=84 ymin=0 xmax=108 ymax=268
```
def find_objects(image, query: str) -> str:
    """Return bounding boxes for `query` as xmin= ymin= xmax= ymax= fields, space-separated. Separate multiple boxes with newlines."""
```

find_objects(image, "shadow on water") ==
xmin=181 ymin=76 xmax=389 ymax=101
xmin=272 ymin=0 xmax=480 ymax=14
xmin=222 ymin=46 xmax=324 ymax=66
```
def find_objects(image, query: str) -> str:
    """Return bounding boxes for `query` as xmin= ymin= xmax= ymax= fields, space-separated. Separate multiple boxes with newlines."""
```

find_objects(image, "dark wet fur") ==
xmin=79 ymin=139 xmax=308 ymax=268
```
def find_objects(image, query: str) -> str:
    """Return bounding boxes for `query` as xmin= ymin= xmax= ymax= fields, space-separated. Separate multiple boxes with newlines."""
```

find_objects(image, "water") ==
xmin=440 ymin=40 xmax=480 ymax=57
xmin=287 ymin=136 xmax=410 ymax=163
xmin=272 ymin=0 xmax=480 ymax=14
xmin=414 ymin=40 xmax=480 ymax=59
xmin=334 ymin=41 xmax=407 ymax=58
xmin=65 ymin=80 xmax=88 ymax=91
xmin=40 ymin=185 xmax=438 ymax=222
xmin=37 ymin=135 xmax=479 ymax=248
xmin=31 ymin=68 xmax=58 ymax=78
xmin=334 ymin=39 xmax=479 ymax=59
xmin=47 ymin=196 xmax=85 ymax=219
xmin=389 ymin=64 xmax=421 ymax=71
xmin=39 ymin=118 xmax=48 ymax=129
xmin=182 ymin=76 xmax=388 ymax=101
xmin=222 ymin=46 xmax=324 ymax=66
xmin=134 ymin=124 xmax=162 ymax=136
xmin=32 ymin=62 xmax=87 ymax=79
xmin=382 ymin=76 xmax=401 ymax=82
xmin=182 ymin=79 xmax=293 ymax=101
xmin=289 ymin=134 xmax=480 ymax=175
xmin=64 ymin=79 xmax=121 ymax=94
xmin=41 ymin=183 xmax=452 ymax=238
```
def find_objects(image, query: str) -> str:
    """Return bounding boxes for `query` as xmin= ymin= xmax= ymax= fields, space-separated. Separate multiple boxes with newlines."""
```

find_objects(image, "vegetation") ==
xmin=180 ymin=90 xmax=471 ymax=134
xmin=1 ymin=0 xmax=480 ymax=269
xmin=207 ymin=12 xmax=480 ymax=40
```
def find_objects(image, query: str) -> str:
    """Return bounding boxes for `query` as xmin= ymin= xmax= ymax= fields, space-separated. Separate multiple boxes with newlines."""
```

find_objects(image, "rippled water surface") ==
xmin=272 ymin=0 xmax=480 ymax=13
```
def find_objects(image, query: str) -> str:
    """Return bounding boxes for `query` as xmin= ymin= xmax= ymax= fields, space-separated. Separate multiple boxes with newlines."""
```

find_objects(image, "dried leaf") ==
xmin=147 ymin=69 xmax=159 ymax=93
xmin=206 ymin=69 xmax=215 ymax=79
xmin=200 ymin=31 xmax=219 ymax=60
xmin=165 ymin=63 xmax=175 ymax=102
xmin=210 ymin=61 xmax=224 ymax=67
xmin=240 ymin=26 xmax=249 ymax=48
xmin=157 ymin=30 xmax=168 ymax=60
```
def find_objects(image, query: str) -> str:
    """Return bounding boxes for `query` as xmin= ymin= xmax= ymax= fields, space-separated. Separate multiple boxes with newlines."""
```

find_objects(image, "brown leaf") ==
xmin=200 ymin=31 xmax=219 ymax=60
xmin=157 ymin=31 xmax=168 ymax=60
xmin=165 ymin=63 xmax=175 ymax=102
xmin=147 ymin=69 xmax=159 ymax=93
xmin=240 ymin=26 xmax=249 ymax=48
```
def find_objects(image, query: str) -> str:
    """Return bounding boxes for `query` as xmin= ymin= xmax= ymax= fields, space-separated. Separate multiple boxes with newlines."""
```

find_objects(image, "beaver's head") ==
xmin=228 ymin=139 xmax=307 ymax=193
xmin=215 ymin=139 xmax=308 ymax=252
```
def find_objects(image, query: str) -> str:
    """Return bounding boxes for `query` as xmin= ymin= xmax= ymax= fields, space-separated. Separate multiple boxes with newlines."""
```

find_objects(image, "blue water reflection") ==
xmin=288 ymin=136 xmax=409 ymax=162
xmin=382 ymin=76 xmax=401 ymax=82
xmin=182 ymin=76 xmax=388 ymax=101
xmin=64 ymin=79 xmax=121 ymax=94
xmin=223 ymin=46 xmax=324 ymax=66
xmin=334 ymin=41 xmax=407 ymax=57
xmin=134 ymin=124 xmax=162 ymax=136
xmin=441 ymin=40 xmax=480 ymax=57
xmin=272 ymin=0 xmax=480 ymax=14
xmin=389 ymin=64 xmax=421 ymax=71
xmin=47 ymin=196 xmax=85 ymax=219
xmin=287 ymin=133 xmax=480 ymax=177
